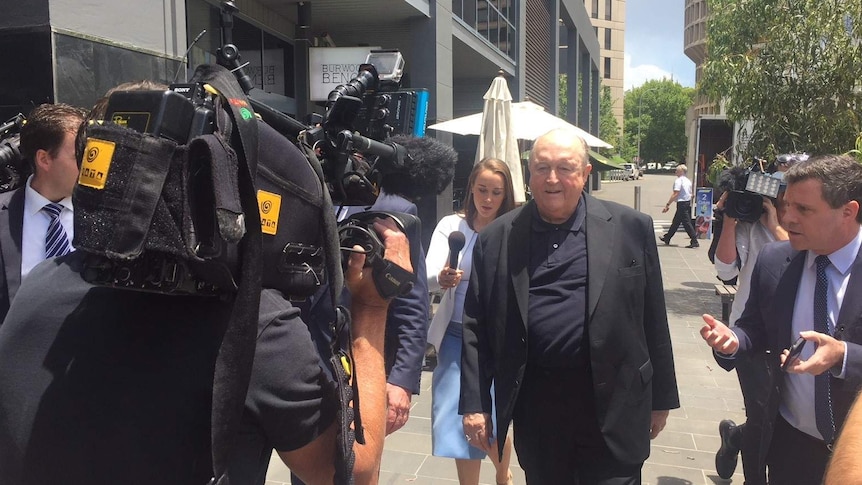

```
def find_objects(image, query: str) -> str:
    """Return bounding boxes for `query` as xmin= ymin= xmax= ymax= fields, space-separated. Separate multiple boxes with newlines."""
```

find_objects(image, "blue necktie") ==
xmin=814 ymin=255 xmax=835 ymax=444
xmin=43 ymin=203 xmax=71 ymax=258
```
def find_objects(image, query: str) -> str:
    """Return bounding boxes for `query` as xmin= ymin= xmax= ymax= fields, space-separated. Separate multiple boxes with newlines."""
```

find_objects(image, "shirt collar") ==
xmin=24 ymin=175 xmax=73 ymax=216
xmin=530 ymin=195 xmax=586 ymax=234
xmin=805 ymin=225 xmax=862 ymax=275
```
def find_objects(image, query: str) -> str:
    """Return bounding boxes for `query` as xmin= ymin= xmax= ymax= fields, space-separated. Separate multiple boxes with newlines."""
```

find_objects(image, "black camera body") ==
xmin=104 ymin=83 xmax=216 ymax=143
xmin=0 ymin=113 xmax=28 ymax=193
xmin=719 ymin=165 xmax=783 ymax=223
xmin=305 ymin=51 xmax=428 ymax=206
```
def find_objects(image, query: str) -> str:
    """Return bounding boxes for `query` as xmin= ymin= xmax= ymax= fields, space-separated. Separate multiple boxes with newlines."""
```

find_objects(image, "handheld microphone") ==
xmin=172 ymin=29 xmax=208 ymax=84
xmin=448 ymin=231 xmax=466 ymax=270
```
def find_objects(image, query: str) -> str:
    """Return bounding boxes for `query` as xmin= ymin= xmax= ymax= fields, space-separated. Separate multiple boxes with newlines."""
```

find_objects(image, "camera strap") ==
xmin=189 ymin=64 xmax=262 ymax=485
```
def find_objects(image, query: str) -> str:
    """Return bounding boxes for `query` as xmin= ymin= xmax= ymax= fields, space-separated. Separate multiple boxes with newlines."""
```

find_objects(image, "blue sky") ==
xmin=624 ymin=0 xmax=696 ymax=90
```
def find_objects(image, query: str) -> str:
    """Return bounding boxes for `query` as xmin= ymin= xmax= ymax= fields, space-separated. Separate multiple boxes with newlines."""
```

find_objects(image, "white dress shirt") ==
xmin=782 ymin=226 xmax=862 ymax=440
xmin=21 ymin=175 xmax=74 ymax=279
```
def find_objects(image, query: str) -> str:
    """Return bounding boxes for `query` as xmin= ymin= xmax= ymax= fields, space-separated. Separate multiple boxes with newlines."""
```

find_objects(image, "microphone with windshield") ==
xmin=448 ymin=231 xmax=466 ymax=270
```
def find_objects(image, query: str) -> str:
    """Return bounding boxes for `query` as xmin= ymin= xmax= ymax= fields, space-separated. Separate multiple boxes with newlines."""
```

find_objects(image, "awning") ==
xmin=589 ymin=150 xmax=625 ymax=171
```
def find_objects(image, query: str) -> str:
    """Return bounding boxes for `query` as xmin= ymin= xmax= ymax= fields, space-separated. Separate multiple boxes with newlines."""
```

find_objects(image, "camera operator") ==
xmin=0 ymin=81 xmax=410 ymax=485
xmin=711 ymin=155 xmax=806 ymax=483
xmin=0 ymin=103 xmax=86 ymax=322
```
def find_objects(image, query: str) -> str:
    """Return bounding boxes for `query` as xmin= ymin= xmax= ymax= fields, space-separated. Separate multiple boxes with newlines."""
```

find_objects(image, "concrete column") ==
xmin=411 ymin=0 xmax=454 ymax=248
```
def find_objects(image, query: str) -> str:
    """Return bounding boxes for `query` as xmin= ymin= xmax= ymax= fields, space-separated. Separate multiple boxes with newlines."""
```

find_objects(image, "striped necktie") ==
xmin=42 ymin=202 xmax=71 ymax=258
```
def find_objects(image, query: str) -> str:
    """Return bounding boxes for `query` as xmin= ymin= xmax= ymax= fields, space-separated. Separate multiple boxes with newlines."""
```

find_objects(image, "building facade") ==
xmin=683 ymin=0 xmax=732 ymax=187
xmin=582 ymin=0 xmax=625 ymax=129
xmin=0 ymin=0 xmax=602 ymax=233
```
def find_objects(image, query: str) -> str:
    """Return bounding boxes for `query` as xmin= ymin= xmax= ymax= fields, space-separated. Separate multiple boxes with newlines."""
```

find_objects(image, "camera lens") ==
xmin=725 ymin=191 xmax=763 ymax=222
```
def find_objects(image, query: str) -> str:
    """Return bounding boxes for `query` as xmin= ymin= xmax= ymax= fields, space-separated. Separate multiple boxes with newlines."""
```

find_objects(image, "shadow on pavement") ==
xmin=657 ymin=477 xmax=694 ymax=485
xmin=663 ymin=285 xmax=721 ymax=318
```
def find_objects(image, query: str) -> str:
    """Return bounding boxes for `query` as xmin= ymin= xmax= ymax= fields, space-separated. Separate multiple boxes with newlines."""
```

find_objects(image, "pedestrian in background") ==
xmin=660 ymin=164 xmax=699 ymax=248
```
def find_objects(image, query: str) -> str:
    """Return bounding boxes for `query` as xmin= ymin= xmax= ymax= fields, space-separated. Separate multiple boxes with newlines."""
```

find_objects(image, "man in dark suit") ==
xmin=460 ymin=128 xmax=680 ymax=484
xmin=0 ymin=103 xmax=85 ymax=322
xmin=701 ymin=154 xmax=862 ymax=484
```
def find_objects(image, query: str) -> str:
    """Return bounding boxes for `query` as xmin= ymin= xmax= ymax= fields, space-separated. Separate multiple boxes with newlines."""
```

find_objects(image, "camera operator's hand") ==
xmin=760 ymin=197 xmax=789 ymax=241
xmin=716 ymin=191 xmax=730 ymax=214
xmin=345 ymin=217 xmax=413 ymax=307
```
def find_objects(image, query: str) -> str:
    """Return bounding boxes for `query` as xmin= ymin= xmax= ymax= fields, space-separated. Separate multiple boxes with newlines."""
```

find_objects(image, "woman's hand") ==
xmin=438 ymin=267 xmax=463 ymax=289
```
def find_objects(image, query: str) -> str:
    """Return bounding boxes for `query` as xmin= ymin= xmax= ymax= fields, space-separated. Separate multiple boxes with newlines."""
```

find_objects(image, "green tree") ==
xmin=558 ymin=76 xmax=621 ymax=152
xmin=701 ymin=0 xmax=862 ymax=156
xmin=598 ymin=85 xmax=621 ymax=151
xmin=623 ymin=79 xmax=694 ymax=163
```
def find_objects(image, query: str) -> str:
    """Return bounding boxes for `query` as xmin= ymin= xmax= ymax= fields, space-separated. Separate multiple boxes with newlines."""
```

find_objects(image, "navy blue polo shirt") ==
xmin=527 ymin=197 xmax=589 ymax=368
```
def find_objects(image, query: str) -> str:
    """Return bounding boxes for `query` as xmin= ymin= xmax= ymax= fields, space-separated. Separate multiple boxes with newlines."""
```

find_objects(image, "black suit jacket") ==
xmin=460 ymin=195 xmax=680 ymax=463
xmin=717 ymin=240 xmax=862 ymax=461
xmin=0 ymin=187 xmax=24 ymax=323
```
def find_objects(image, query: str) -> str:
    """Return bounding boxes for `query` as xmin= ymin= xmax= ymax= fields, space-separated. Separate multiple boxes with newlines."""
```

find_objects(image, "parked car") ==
xmin=622 ymin=163 xmax=639 ymax=181
xmin=662 ymin=161 xmax=680 ymax=171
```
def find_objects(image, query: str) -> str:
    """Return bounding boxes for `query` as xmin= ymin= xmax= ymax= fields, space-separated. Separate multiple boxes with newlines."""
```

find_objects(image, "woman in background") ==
xmin=426 ymin=158 xmax=517 ymax=485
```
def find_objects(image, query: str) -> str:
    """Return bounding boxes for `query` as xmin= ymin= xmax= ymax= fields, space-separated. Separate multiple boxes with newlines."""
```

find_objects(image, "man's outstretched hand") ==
xmin=700 ymin=314 xmax=739 ymax=355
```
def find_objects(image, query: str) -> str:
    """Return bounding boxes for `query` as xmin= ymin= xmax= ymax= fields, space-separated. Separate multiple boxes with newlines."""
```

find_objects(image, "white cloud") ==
xmin=624 ymin=54 xmax=674 ymax=90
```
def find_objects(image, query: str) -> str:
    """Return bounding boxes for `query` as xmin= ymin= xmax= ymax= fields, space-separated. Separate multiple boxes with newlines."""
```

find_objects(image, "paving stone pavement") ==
xmin=266 ymin=174 xmax=746 ymax=484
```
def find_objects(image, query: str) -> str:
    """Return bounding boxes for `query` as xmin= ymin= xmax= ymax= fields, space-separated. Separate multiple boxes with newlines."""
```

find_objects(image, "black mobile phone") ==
xmin=782 ymin=336 xmax=807 ymax=372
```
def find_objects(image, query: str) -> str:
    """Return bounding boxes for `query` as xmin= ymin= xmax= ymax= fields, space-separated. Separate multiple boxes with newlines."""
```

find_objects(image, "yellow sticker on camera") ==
xmin=257 ymin=190 xmax=282 ymax=235
xmin=78 ymin=138 xmax=115 ymax=189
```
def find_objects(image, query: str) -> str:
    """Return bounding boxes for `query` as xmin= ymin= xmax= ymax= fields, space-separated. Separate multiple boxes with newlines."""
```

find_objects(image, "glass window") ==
xmin=592 ymin=0 xmax=599 ymax=18
xmin=605 ymin=0 xmax=612 ymax=20
xmin=604 ymin=57 xmax=611 ymax=78
xmin=604 ymin=28 xmax=611 ymax=50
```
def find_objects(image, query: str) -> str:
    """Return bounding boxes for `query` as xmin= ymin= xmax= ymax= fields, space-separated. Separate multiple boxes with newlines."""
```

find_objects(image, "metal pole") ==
xmin=634 ymin=185 xmax=641 ymax=212
xmin=637 ymin=96 xmax=642 ymax=165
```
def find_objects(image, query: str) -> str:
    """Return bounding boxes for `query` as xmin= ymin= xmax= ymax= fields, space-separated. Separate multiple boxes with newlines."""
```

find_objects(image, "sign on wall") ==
xmin=309 ymin=46 xmax=380 ymax=101
xmin=245 ymin=49 xmax=286 ymax=95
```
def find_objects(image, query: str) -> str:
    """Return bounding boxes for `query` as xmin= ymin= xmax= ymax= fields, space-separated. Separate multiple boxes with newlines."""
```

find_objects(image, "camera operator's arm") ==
xmin=277 ymin=218 xmax=412 ymax=485
xmin=761 ymin=198 xmax=788 ymax=241
xmin=714 ymin=192 xmax=740 ymax=282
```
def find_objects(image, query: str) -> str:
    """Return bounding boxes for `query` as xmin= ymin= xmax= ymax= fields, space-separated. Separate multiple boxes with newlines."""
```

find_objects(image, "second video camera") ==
xmin=719 ymin=164 xmax=783 ymax=222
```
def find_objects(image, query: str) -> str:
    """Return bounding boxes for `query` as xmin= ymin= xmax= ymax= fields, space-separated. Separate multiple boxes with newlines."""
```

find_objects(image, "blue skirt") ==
xmin=431 ymin=321 xmax=497 ymax=459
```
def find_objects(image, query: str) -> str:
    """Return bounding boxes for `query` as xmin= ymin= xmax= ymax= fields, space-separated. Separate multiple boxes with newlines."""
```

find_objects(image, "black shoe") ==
xmin=659 ymin=235 xmax=671 ymax=245
xmin=686 ymin=242 xmax=700 ymax=248
xmin=716 ymin=419 xmax=740 ymax=479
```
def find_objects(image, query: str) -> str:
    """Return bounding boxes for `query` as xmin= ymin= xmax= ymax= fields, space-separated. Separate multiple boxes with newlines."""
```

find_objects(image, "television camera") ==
xmin=717 ymin=159 xmax=784 ymax=223
xmin=0 ymin=113 xmax=27 ymax=193
xmin=84 ymin=0 xmax=429 ymax=298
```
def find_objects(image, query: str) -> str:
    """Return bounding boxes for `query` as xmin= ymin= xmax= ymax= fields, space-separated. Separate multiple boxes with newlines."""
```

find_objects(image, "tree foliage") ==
xmin=598 ymin=85 xmax=621 ymax=151
xmin=558 ymin=76 xmax=621 ymax=153
xmin=623 ymin=79 xmax=695 ymax=163
xmin=701 ymin=0 xmax=862 ymax=157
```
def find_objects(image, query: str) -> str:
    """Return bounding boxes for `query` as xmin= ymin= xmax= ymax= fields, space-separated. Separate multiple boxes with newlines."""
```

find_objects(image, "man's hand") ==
xmin=650 ymin=410 xmax=669 ymax=439
xmin=462 ymin=412 xmax=495 ymax=455
xmin=781 ymin=331 xmax=845 ymax=375
xmin=385 ymin=383 xmax=411 ymax=435
xmin=700 ymin=314 xmax=740 ymax=354
xmin=345 ymin=218 xmax=413 ymax=307
xmin=662 ymin=204 xmax=670 ymax=213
